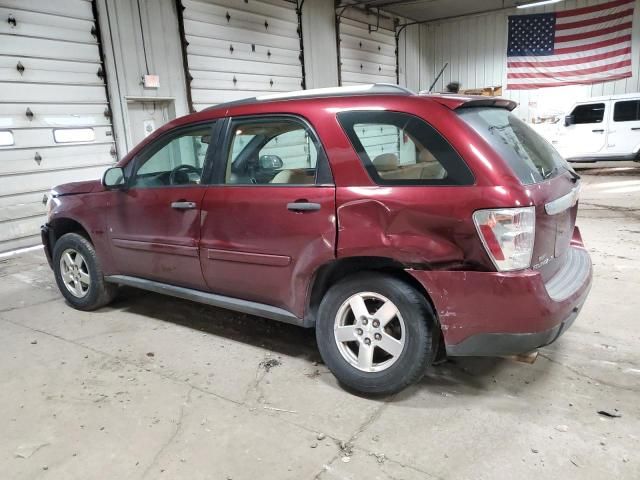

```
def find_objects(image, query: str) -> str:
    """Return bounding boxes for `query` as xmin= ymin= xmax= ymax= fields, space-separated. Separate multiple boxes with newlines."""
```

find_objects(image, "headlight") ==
xmin=45 ymin=192 xmax=55 ymax=221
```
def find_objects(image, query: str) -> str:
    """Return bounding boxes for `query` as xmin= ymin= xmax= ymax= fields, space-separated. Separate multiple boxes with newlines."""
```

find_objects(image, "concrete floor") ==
xmin=1 ymin=162 xmax=639 ymax=480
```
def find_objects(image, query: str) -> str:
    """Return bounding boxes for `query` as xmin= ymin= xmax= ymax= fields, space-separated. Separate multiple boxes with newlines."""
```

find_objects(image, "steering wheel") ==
xmin=169 ymin=164 xmax=201 ymax=185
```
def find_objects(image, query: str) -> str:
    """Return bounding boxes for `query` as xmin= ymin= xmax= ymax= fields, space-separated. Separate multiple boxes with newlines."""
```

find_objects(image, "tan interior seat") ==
xmin=270 ymin=169 xmax=314 ymax=184
xmin=372 ymin=151 xmax=447 ymax=180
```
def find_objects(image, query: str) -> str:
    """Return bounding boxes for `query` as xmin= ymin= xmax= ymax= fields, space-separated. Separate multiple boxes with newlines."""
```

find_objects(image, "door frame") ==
xmin=127 ymin=119 xmax=225 ymax=188
xmin=206 ymin=114 xmax=334 ymax=186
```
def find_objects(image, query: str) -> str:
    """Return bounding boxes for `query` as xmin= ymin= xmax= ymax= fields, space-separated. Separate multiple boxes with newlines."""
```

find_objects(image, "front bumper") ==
xmin=41 ymin=224 xmax=54 ymax=269
xmin=409 ymin=244 xmax=592 ymax=357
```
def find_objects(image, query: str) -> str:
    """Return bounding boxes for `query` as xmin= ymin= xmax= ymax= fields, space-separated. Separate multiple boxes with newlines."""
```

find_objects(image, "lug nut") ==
xmin=374 ymin=333 xmax=382 ymax=341
xmin=362 ymin=318 xmax=368 ymax=325
xmin=364 ymin=338 xmax=371 ymax=345
xmin=356 ymin=328 xmax=363 ymax=336
xmin=372 ymin=320 xmax=380 ymax=328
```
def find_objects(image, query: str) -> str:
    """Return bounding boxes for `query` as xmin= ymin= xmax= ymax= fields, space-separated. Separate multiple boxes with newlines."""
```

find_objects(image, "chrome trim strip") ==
xmin=545 ymin=184 xmax=581 ymax=216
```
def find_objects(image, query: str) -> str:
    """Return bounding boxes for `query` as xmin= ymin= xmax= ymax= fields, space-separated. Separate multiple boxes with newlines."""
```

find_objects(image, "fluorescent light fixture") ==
xmin=517 ymin=0 xmax=564 ymax=8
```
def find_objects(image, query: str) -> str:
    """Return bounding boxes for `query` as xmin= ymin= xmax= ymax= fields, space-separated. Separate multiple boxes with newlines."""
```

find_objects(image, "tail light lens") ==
xmin=473 ymin=207 xmax=535 ymax=272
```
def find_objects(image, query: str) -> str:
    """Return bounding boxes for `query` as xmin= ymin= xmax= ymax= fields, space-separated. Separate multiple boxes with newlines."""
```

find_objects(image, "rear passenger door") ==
xmin=606 ymin=99 xmax=640 ymax=158
xmin=199 ymin=116 xmax=336 ymax=318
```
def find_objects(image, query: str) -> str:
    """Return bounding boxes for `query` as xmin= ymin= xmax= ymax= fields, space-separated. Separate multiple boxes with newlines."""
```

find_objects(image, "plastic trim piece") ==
xmin=105 ymin=275 xmax=303 ymax=326
xmin=544 ymin=247 xmax=591 ymax=302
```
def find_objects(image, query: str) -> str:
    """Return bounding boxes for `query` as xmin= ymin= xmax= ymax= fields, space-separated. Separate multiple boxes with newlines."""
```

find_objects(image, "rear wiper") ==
xmin=566 ymin=166 xmax=581 ymax=183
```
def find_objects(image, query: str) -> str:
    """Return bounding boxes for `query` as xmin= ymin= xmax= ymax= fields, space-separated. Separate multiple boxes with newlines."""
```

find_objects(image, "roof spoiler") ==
xmin=455 ymin=98 xmax=518 ymax=111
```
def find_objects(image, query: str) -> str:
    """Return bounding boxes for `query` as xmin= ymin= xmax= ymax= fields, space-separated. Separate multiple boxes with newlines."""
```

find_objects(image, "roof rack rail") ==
xmin=204 ymin=83 xmax=415 ymax=111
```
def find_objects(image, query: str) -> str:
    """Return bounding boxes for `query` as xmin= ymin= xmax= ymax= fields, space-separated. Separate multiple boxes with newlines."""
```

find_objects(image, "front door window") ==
xmin=131 ymin=126 xmax=213 ymax=188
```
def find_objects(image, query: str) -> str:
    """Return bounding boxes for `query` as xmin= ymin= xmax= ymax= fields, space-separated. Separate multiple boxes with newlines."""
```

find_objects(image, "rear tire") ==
xmin=316 ymin=272 xmax=436 ymax=395
xmin=52 ymin=232 xmax=117 ymax=311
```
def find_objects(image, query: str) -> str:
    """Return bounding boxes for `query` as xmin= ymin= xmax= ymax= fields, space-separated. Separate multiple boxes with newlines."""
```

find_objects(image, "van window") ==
xmin=571 ymin=103 xmax=605 ymax=124
xmin=458 ymin=107 xmax=570 ymax=185
xmin=337 ymin=111 xmax=474 ymax=186
xmin=613 ymin=100 xmax=640 ymax=122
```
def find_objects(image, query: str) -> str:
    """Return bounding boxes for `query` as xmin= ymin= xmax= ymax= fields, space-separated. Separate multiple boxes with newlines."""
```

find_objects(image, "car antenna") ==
xmin=428 ymin=63 xmax=449 ymax=93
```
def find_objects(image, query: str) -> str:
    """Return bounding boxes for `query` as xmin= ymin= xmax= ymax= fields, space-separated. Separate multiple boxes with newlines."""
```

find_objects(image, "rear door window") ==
xmin=458 ymin=107 xmax=570 ymax=185
xmin=337 ymin=111 xmax=474 ymax=186
xmin=613 ymin=100 xmax=640 ymax=122
xmin=223 ymin=117 xmax=328 ymax=185
xmin=571 ymin=103 xmax=605 ymax=124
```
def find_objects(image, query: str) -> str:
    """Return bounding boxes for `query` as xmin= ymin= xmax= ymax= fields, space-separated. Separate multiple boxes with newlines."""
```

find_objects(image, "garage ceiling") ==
xmin=341 ymin=0 xmax=522 ymax=22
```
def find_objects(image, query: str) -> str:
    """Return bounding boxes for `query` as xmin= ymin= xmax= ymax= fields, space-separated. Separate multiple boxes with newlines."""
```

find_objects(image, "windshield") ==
xmin=458 ymin=107 xmax=570 ymax=185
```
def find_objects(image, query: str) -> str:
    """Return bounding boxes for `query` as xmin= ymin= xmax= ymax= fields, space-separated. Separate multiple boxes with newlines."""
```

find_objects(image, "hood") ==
xmin=51 ymin=179 xmax=102 ymax=197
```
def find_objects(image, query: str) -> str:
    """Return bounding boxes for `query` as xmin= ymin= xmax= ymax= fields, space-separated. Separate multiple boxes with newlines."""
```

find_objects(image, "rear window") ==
xmin=458 ymin=107 xmax=568 ymax=185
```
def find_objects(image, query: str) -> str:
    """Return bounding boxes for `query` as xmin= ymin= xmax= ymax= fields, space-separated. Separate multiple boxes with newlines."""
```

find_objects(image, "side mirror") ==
xmin=102 ymin=166 xmax=126 ymax=189
xmin=564 ymin=115 xmax=575 ymax=127
xmin=259 ymin=155 xmax=283 ymax=170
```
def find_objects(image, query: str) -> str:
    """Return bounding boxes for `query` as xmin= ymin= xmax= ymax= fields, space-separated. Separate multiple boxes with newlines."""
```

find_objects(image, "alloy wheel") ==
xmin=333 ymin=292 xmax=406 ymax=372
xmin=59 ymin=248 xmax=90 ymax=298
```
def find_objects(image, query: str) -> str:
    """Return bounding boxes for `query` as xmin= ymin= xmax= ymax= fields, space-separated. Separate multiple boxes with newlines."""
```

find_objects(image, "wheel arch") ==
xmin=305 ymin=256 xmax=440 ymax=329
xmin=49 ymin=217 xmax=93 ymax=248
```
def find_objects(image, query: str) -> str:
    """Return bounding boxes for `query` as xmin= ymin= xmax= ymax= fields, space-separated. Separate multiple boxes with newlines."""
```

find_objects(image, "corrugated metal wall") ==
xmin=416 ymin=0 xmax=640 ymax=120
xmin=180 ymin=0 xmax=304 ymax=110
xmin=338 ymin=9 xmax=397 ymax=86
xmin=0 ymin=0 xmax=115 ymax=252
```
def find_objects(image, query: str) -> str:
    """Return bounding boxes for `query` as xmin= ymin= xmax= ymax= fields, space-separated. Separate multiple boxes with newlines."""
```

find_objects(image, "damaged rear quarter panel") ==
xmin=335 ymin=185 xmax=514 ymax=268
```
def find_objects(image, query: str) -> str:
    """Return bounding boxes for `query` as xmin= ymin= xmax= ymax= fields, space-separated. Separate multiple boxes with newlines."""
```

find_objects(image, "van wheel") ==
xmin=316 ymin=273 xmax=436 ymax=395
xmin=52 ymin=233 xmax=117 ymax=311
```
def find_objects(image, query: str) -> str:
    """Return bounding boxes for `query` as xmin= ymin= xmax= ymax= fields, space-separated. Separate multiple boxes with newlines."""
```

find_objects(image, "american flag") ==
xmin=506 ymin=0 xmax=635 ymax=90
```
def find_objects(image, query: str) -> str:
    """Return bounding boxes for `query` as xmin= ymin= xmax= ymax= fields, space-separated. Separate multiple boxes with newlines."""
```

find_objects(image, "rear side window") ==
xmin=613 ymin=100 xmax=640 ymax=122
xmin=458 ymin=107 xmax=569 ymax=185
xmin=337 ymin=111 xmax=473 ymax=186
xmin=571 ymin=103 xmax=605 ymax=124
xmin=223 ymin=117 xmax=326 ymax=185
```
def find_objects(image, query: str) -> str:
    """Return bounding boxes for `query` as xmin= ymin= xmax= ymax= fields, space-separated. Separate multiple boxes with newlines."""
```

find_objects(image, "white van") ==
xmin=551 ymin=93 xmax=640 ymax=163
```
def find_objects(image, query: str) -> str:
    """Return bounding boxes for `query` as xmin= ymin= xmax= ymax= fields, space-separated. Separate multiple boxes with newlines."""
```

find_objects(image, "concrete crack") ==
xmin=539 ymin=352 xmax=640 ymax=393
xmin=0 ymin=297 xmax=59 ymax=314
xmin=141 ymin=386 xmax=194 ymax=479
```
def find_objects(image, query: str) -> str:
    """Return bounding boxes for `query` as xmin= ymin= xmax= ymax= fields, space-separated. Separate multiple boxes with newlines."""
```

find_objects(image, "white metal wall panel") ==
xmin=338 ymin=14 xmax=397 ymax=86
xmin=417 ymin=0 xmax=640 ymax=121
xmin=181 ymin=0 xmax=304 ymax=110
xmin=0 ymin=0 xmax=115 ymax=252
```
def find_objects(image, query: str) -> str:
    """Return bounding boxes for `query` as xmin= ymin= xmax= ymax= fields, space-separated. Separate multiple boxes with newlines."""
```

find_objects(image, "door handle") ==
xmin=632 ymin=127 xmax=640 ymax=131
xmin=287 ymin=201 xmax=321 ymax=212
xmin=592 ymin=129 xmax=605 ymax=133
xmin=171 ymin=201 xmax=197 ymax=210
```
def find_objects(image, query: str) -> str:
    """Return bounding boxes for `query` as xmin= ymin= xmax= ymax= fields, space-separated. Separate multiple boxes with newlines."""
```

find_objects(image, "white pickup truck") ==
xmin=551 ymin=93 xmax=640 ymax=163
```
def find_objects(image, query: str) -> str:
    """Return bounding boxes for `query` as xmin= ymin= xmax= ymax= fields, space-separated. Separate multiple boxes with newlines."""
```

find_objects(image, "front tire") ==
xmin=52 ymin=232 xmax=117 ymax=311
xmin=316 ymin=273 xmax=436 ymax=395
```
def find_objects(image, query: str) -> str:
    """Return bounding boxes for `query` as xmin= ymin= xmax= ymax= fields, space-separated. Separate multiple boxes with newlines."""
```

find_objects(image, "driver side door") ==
xmin=106 ymin=122 xmax=218 ymax=289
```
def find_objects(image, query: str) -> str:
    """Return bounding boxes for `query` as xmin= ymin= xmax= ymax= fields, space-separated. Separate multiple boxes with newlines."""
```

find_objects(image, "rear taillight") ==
xmin=473 ymin=207 xmax=535 ymax=272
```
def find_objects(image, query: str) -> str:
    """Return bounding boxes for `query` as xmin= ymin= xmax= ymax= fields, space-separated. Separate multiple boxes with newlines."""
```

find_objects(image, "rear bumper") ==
xmin=409 ymin=241 xmax=592 ymax=357
xmin=41 ymin=224 xmax=54 ymax=269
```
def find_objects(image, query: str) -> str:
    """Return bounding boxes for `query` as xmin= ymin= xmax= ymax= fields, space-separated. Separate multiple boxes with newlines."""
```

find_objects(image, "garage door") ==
xmin=0 ymin=0 xmax=115 ymax=252
xmin=338 ymin=11 xmax=397 ymax=86
xmin=179 ymin=0 xmax=304 ymax=111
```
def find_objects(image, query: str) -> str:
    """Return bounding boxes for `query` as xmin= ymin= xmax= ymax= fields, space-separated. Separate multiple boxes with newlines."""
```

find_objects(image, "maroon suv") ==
xmin=42 ymin=84 xmax=592 ymax=395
